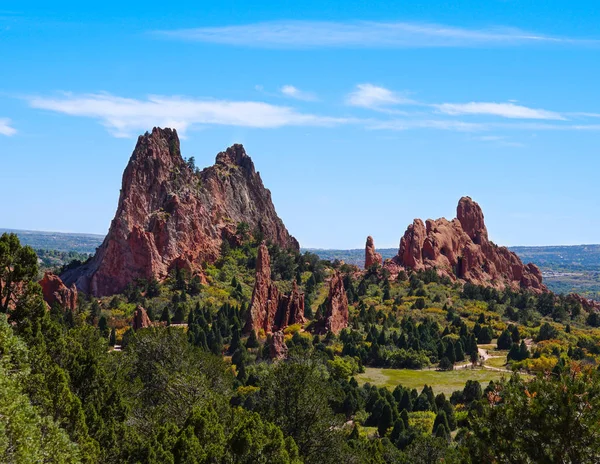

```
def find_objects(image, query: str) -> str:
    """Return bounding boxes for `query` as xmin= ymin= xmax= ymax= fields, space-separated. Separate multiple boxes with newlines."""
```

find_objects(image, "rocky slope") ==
xmin=62 ymin=127 xmax=298 ymax=296
xmin=39 ymin=272 xmax=78 ymax=311
xmin=386 ymin=197 xmax=546 ymax=293
xmin=244 ymin=242 xmax=305 ymax=334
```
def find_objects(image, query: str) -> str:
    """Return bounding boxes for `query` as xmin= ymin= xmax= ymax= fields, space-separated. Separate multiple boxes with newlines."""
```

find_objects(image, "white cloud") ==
xmin=27 ymin=93 xmax=351 ymax=137
xmin=280 ymin=85 xmax=317 ymax=101
xmin=155 ymin=20 xmax=596 ymax=49
xmin=435 ymin=102 xmax=565 ymax=120
xmin=346 ymin=84 xmax=415 ymax=111
xmin=369 ymin=119 xmax=485 ymax=132
xmin=0 ymin=118 xmax=16 ymax=136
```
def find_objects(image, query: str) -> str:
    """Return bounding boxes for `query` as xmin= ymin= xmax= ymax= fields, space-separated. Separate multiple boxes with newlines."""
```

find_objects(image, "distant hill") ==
xmin=302 ymin=248 xmax=397 ymax=267
xmin=0 ymin=228 xmax=104 ymax=254
xmin=4 ymin=227 xmax=600 ymax=299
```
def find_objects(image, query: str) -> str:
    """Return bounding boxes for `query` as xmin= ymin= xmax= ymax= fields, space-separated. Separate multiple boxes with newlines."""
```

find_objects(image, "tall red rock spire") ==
xmin=245 ymin=242 xmax=305 ymax=334
xmin=365 ymin=236 xmax=383 ymax=269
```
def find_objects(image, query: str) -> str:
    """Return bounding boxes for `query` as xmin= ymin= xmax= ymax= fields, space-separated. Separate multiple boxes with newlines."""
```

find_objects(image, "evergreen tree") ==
xmin=247 ymin=330 xmax=259 ymax=348
xmin=497 ymin=329 xmax=513 ymax=350
xmin=377 ymin=404 xmax=393 ymax=437
xmin=160 ymin=307 xmax=171 ymax=325
xmin=98 ymin=315 xmax=109 ymax=337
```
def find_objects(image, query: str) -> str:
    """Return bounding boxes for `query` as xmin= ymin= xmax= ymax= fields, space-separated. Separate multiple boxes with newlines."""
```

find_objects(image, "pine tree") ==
xmin=160 ymin=307 xmax=171 ymax=325
xmin=378 ymin=404 xmax=393 ymax=437
xmin=98 ymin=315 xmax=109 ymax=337
xmin=246 ymin=330 xmax=259 ymax=348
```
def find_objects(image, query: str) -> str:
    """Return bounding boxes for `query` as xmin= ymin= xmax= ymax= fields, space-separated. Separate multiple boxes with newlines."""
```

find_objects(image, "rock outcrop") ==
xmin=323 ymin=272 xmax=349 ymax=334
xmin=132 ymin=305 xmax=152 ymax=330
xmin=245 ymin=242 xmax=305 ymax=334
xmin=389 ymin=197 xmax=545 ymax=293
xmin=269 ymin=331 xmax=289 ymax=360
xmin=62 ymin=127 xmax=298 ymax=296
xmin=39 ymin=272 xmax=78 ymax=311
xmin=365 ymin=236 xmax=383 ymax=269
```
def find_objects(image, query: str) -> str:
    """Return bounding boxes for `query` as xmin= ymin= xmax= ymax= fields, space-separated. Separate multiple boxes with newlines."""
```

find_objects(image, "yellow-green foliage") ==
xmin=327 ymin=356 xmax=360 ymax=380
xmin=514 ymin=356 xmax=558 ymax=372
xmin=534 ymin=339 xmax=568 ymax=356
xmin=283 ymin=324 xmax=302 ymax=335
xmin=409 ymin=411 xmax=436 ymax=434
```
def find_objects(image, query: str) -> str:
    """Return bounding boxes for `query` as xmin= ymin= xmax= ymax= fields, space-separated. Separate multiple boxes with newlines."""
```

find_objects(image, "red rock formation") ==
xmin=324 ymin=272 xmax=349 ymax=334
xmin=245 ymin=242 xmax=305 ymax=334
xmin=269 ymin=331 xmax=288 ymax=360
xmin=132 ymin=305 xmax=152 ymax=330
xmin=388 ymin=197 xmax=546 ymax=293
xmin=39 ymin=272 xmax=78 ymax=310
xmin=365 ymin=236 xmax=383 ymax=269
xmin=62 ymin=127 xmax=298 ymax=296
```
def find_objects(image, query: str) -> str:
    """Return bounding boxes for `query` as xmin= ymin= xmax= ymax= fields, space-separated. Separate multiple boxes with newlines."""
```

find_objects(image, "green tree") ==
xmin=0 ymin=233 xmax=38 ymax=312
xmin=377 ymin=403 xmax=393 ymax=437
xmin=253 ymin=357 xmax=345 ymax=464
xmin=468 ymin=367 xmax=600 ymax=463
xmin=0 ymin=314 xmax=81 ymax=463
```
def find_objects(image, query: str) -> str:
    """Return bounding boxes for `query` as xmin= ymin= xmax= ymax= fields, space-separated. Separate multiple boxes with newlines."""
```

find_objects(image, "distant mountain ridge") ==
xmin=6 ymin=227 xmax=600 ymax=274
xmin=0 ymin=228 xmax=104 ymax=254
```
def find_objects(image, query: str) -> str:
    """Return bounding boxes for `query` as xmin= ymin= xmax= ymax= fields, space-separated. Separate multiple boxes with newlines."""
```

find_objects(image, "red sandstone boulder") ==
xmin=62 ymin=127 xmax=298 ymax=296
xmin=132 ymin=305 xmax=152 ymax=330
xmin=365 ymin=236 xmax=383 ymax=269
xmin=324 ymin=272 xmax=349 ymax=334
xmin=388 ymin=197 xmax=546 ymax=293
xmin=269 ymin=331 xmax=288 ymax=360
xmin=39 ymin=272 xmax=78 ymax=311
xmin=245 ymin=242 xmax=306 ymax=334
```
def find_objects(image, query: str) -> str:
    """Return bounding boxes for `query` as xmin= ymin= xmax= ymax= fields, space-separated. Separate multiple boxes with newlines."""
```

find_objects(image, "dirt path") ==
xmin=478 ymin=347 xmax=512 ymax=373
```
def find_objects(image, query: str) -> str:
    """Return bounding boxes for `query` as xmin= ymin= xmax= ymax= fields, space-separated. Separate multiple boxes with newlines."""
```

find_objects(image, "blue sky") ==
xmin=2 ymin=1 xmax=600 ymax=249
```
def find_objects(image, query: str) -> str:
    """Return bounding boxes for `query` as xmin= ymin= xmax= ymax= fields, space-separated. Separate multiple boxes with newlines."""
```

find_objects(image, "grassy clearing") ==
xmin=355 ymin=367 xmax=507 ymax=396
xmin=486 ymin=357 xmax=508 ymax=368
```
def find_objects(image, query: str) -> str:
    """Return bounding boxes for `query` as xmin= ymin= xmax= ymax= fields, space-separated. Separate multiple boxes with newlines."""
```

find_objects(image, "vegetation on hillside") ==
xmin=3 ymin=230 xmax=600 ymax=462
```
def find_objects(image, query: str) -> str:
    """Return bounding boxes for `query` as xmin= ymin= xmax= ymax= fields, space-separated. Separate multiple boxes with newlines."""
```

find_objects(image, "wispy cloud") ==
xmin=346 ymin=84 xmax=567 ymax=121
xmin=280 ymin=85 xmax=317 ymax=101
xmin=435 ymin=102 xmax=564 ymax=120
xmin=369 ymin=119 xmax=485 ymax=132
xmin=27 ymin=93 xmax=351 ymax=137
xmin=346 ymin=84 xmax=415 ymax=111
xmin=155 ymin=20 xmax=598 ymax=49
xmin=474 ymin=135 xmax=525 ymax=147
xmin=0 ymin=118 xmax=16 ymax=136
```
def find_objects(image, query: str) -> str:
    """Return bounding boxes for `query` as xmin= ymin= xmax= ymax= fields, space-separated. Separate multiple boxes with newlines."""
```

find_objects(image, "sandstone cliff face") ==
xmin=62 ymin=127 xmax=298 ymax=296
xmin=365 ymin=236 xmax=382 ymax=269
xmin=389 ymin=197 xmax=545 ymax=293
xmin=323 ymin=272 xmax=349 ymax=334
xmin=245 ymin=242 xmax=305 ymax=334
xmin=132 ymin=305 xmax=152 ymax=330
xmin=39 ymin=272 xmax=78 ymax=311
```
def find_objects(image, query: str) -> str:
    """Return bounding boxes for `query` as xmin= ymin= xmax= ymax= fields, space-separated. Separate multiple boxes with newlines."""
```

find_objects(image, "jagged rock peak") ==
xmin=456 ymin=196 xmax=488 ymax=244
xmin=365 ymin=235 xmax=383 ymax=269
xmin=215 ymin=143 xmax=255 ymax=172
xmin=388 ymin=197 xmax=545 ymax=293
xmin=62 ymin=128 xmax=298 ymax=296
